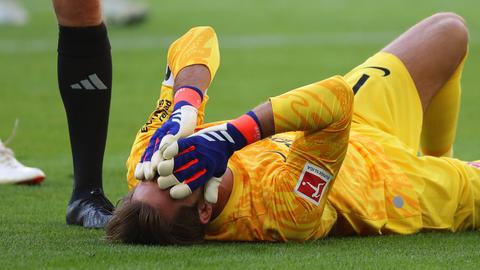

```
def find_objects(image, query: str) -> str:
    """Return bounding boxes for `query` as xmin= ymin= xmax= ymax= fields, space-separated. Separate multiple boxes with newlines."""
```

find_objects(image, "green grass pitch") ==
xmin=1 ymin=0 xmax=480 ymax=269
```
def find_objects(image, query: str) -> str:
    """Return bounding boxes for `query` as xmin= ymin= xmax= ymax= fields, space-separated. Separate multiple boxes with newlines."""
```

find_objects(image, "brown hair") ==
xmin=105 ymin=193 xmax=206 ymax=245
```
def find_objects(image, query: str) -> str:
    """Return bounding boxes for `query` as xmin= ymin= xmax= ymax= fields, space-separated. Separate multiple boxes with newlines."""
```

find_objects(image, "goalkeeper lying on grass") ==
xmin=106 ymin=12 xmax=480 ymax=245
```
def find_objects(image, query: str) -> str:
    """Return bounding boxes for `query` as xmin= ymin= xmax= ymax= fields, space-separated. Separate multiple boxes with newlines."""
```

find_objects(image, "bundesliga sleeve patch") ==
xmin=294 ymin=162 xmax=333 ymax=206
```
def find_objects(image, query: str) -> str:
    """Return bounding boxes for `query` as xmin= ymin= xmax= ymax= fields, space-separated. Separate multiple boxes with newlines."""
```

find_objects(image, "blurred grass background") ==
xmin=0 ymin=0 xmax=479 ymax=269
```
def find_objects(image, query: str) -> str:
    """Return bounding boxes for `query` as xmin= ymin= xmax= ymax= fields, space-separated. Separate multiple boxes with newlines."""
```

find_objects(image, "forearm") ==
xmin=269 ymin=76 xmax=354 ymax=134
xmin=134 ymin=27 xmax=219 ymax=181
xmin=136 ymin=64 xmax=210 ymax=181
xmin=251 ymin=102 xmax=275 ymax=138
xmin=173 ymin=64 xmax=211 ymax=94
xmin=248 ymin=76 xmax=354 ymax=140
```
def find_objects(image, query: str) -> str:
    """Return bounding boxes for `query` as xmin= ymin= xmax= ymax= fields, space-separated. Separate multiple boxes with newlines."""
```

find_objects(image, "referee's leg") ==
xmin=53 ymin=0 xmax=114 ymax=228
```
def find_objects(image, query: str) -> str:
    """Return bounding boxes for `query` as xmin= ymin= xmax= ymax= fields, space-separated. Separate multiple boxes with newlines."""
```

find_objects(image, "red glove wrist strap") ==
xmin=230 ymin=113 xmax=261 ymax=145
xmin=174 ymin=86 xmax=203 ymax=109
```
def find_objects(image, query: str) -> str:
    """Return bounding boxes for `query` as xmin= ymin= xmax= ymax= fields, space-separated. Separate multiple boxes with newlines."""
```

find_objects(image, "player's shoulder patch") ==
xmin=294 ymin=162 xmax=333 ymax=206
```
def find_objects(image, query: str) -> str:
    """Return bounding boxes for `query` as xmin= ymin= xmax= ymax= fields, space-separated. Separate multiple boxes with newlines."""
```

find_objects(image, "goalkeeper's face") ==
xmin=105 ymin=181 xmax=212 ymax=245
xmin=132 ymin=181 xmax=213 ymax=224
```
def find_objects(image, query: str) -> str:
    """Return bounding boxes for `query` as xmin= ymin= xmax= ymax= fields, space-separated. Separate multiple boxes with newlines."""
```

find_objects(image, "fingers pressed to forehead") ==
xmin=173 ymin=161 xmax=205 ymax=183
xmin=163 ymin=139 xmax=196 ymax=160
xmin=158 ymin=151 xmax=198 ymax=176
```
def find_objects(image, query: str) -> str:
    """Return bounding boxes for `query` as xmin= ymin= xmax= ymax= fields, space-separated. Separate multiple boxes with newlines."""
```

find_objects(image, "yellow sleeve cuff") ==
xmin=167 ymin=26 xmax=220 ymax=82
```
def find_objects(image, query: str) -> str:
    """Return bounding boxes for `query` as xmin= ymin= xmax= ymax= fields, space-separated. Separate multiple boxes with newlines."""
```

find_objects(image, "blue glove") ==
xmin=135 ymin=86 xmax=203 ymax=181
xmin=157 ymin=112 xmax=262 ymax=202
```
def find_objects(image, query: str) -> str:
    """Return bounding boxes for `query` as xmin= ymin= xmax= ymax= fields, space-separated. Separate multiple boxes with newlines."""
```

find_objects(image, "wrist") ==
xmin=229 ymin=111 xmax=262 ymax=150
xmin=173 ymin=85 xmax=204 ymax=111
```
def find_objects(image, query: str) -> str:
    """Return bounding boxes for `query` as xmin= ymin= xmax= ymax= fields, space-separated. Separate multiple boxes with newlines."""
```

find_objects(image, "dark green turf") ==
xmin=1 ymin=0 xmax=480 ymax=269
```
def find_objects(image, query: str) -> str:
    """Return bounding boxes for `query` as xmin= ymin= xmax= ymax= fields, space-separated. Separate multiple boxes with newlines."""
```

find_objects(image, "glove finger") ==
xmin=134 ymin=162 xmax=145 ymax=180
xmin=163 ymin=141 xmax=179 ymax=160
xmin=172 ymin=161 xmax=205 ymax=183
xmin=158 ymin=134 xmax=176 ymax=157
xmin=177 ymin=106 xmax=198 ymax=137
xmin=137 ymin=138 xmax=153 ymax=177
xmin=204 ymin=177 xmax=222 ymax=203
xmin=164 ymin=138 xmax=198 ymax=160
xmin=157 ymin=159 xmax=174 ymax=176
xmin=143 ymin=161 xmax=157 ymax=181
xmin=182 ymin=170 xmax=210 ymax=193
xmin=157 ymin=151 xmax=196 ymax=176
xmin=157 ymin=174 xmax=181 ymax=189
xmin=135 ymin=148 xmax=151 ymax=180
xmin=170 ymin=183 xmax=193 ymax=200
xmin=150 ymin=150 xmax=164 ymax=171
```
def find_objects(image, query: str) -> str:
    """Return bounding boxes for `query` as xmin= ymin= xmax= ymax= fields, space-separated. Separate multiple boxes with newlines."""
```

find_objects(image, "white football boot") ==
xmin=0 ymin=120 xmax=45 ymax=185
xmin=0 ymin=140 xmax=45 ymax=184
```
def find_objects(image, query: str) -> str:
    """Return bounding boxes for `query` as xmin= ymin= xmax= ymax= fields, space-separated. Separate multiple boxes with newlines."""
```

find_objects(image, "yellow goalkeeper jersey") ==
xmin=204 ymin=53 xmax=480 ymax=242
xmin=126 ymin=26 xmax=480 ymax=242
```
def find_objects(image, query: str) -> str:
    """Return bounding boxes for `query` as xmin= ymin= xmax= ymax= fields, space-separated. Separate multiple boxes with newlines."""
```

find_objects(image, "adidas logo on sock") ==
xmin=70 ymin=74 xmax=108 ymax=90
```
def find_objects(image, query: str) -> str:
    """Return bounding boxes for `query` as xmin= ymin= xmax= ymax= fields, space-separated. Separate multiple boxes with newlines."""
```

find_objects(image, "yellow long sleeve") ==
xmin=270 ymin=76 xmax=354 ymax=134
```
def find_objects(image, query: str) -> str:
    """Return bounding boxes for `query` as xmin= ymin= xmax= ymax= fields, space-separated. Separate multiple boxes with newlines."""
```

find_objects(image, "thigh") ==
xmin=383 ymin=13 xmax=468 ymax=112
xmin=344 ymin=52 xmax=423 ymax=152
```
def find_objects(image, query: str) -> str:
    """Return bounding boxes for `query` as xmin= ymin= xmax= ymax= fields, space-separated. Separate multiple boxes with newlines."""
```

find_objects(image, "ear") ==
xmin=197 ymin=201 xmax=213 ymax=225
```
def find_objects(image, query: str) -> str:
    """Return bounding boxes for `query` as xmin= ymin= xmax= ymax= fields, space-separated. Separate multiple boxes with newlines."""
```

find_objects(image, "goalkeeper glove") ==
xmin=157 ymin=111 xmax=262 ymax=203
xmin=135 ymin=86 xmax=203 ymax=181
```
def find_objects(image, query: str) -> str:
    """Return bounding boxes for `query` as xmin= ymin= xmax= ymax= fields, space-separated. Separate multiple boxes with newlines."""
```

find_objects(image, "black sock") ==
xmin=57 ymin=23 xmax=112 ymax=203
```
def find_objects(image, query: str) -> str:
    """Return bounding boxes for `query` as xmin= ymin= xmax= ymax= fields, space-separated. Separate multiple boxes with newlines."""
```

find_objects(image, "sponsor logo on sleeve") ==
xmin=294 ymin=162 xmax=333 ymax=206
xmin=141 ymin=99 xmax=172 ymax=132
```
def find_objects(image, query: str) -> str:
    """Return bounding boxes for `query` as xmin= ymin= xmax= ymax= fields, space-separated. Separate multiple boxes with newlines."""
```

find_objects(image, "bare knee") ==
xmin=383 ymin=12 xmax=469 ymax=111
xmin=430 ymin=12 xmax=466 ymax=23
xmin=428 ymin=12 xmax=469 ymax=58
